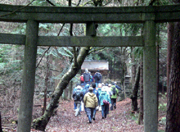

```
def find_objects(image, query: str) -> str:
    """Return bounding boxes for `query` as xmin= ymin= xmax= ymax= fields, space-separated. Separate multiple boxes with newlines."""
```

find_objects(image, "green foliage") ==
xmin=159 ymin=117 xmax=166 ymax=126
xmin=0 ymin=45 xmax=23 ymax=86
xmin=32 ymin=0 xmax=48 ymax=6
xmin=129 ymin=112 xmax=139 ymax=124
xmin=158 ymin=93 xmax=167 ymax=112
xmin=158 ymin=103 xmax=167 ymax=112
xmin=132 ymin=47 xmax=143 ymax=59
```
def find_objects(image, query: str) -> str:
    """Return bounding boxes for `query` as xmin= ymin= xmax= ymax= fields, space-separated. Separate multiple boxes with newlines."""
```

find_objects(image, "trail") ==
xmin=31 ymin=98 xmax=144 ymax=132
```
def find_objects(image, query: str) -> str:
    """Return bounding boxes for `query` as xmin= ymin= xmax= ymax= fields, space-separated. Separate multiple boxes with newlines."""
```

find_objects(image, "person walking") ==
xmin=83 ymin=68 xmax=91 ymax=85
xmin=82 ymin=84 xmax=90 ymax=112
xmin=97 ymin=83 xmax=102 ymax=111
xmin=72 ymin=85 xmax=83 ymax=116
xmin=91 ymin=83 xmax=99 ymax=120
xmin=99 ymin=87 xmax=111 ymax=119
xmin=83 ymin=87 xmax=98 ymax=123
xmin=113 ymin=82 xmax=122 ymax=91
xmin=110 ymin=84 xmax=119 ymax=110
xmin=94 ymin=70 xmax=102 ymax=87
xmin=80 ymin=75 xmax=84 ymax=85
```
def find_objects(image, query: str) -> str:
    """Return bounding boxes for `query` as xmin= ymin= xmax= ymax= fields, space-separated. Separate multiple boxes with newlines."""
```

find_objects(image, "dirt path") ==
xmin=31 ymin=98 xmax=144 ymax=132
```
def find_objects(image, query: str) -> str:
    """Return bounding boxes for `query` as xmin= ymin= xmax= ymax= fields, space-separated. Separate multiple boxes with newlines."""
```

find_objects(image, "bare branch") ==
xmin=46 ymin=0 xmax=56 ymax=6
xmin=0 ymin=0 xmax=36 ymax=17
xmin=89 ymin=47 xmax=106 ymax=54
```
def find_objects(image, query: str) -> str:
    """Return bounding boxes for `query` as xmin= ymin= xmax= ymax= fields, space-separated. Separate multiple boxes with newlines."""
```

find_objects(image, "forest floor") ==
xmin=2 ymin=98 xmax=166 ymax=132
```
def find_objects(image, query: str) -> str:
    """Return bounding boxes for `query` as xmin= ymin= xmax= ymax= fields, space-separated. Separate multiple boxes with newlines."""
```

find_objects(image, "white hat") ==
xmin=89 ymin=87 xmax=93 ymax=91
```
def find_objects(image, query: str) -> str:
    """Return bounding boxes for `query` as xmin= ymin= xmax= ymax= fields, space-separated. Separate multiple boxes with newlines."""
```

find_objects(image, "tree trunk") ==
xmin=138 ymin=56 xmax=143 ymax=124
xmin=67 ymin=81 xmax=73 ymax=100
xmin=0 ymin=112 xmax=2 ymax=132
xmin=166 ymin=22 xmax=180 ymax=132
xmin=138 ymin=28 xmax=144 ymax=125
xmin=42 ymin=53 xmax=50 ymax=115
xmin=166 ymin=23 xmax=174 ymax=92
xmin=130 ymin=66 xmax=140 ymax=112
xmin=156 ymin=25 xmax=160 ymax=118
xmin=32 ymin=47 xmax=90 ymax=131
xmin=131 ymin=47 xmax=136 ymax=89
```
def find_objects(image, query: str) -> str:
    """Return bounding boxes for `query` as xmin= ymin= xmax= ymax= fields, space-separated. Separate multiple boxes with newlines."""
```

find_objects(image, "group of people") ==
xmin=80 ymin=69 xmax=102 ymax=87
xmin=73 ymin=74 xmax=122 ymax=123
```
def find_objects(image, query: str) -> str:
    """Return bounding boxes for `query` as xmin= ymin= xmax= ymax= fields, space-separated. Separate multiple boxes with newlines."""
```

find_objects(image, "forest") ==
xmin=0 ymin=0 xmax=180 ymax=132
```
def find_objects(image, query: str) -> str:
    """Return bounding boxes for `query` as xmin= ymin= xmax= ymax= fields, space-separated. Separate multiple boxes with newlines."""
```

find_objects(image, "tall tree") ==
xmin=32 ymin=47 xmax=90 ymax=130
xmin=130 ymin=66 xmax=140 ymax=111
xmin=166 ymin=21 xmax=180 ymax=132
xmin=166 ymin=23 xmax=174 ymax=92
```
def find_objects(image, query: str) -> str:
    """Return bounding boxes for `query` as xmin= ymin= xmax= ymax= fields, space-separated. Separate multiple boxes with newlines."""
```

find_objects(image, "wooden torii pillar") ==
xmin=143 ymin=20 xmax=157 ymax=132
xmin=17 ymin=20 xmax=38 ymax=132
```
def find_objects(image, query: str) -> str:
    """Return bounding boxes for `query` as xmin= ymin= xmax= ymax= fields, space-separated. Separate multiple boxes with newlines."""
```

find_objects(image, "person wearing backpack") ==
xmin=94 ymin=70 xmax=102 ymax=87
xmin=99 ymin=86 xmax=111 ymax=119
xmin=92 ymin=83 xmax=99 ymax=120
xmin=113 ymin=82 xmax=122 ymax=91
xmin=97 ymin=83 xmax=102 ymax=111
xmin=80 ymin=75 xmax=84 ymax=85
xmin=89 ymin=72 xmax=94 ymax=84
xmin=83 ymin=87 xmax=98 ymax=123
xmin=110 ymin=85 xmax=119 ymax=110
xmin=82 ymin=84 xmax=90 ymax=112
xmin=83 ymin=68 xmax=91 ymax=85
xmin=72 ymin=85 xmax=83 ymax=116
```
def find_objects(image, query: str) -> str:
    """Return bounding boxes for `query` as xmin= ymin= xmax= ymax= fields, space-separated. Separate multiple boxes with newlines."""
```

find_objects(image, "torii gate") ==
xmin=0 ymin=4 xmax=180 ymax=132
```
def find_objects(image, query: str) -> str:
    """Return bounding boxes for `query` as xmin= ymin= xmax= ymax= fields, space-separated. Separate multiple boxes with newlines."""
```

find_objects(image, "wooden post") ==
xmin=143 ymin=21 xmax=157 ymax=132
xmin=17 ymin=20 xmax=38 ymax=132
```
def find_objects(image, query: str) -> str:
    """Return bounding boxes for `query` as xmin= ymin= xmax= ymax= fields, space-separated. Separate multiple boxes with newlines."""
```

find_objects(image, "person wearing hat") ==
xmin=83 ymin=87 xmax=98 ymax=123
xmin=99 ymin=86 xmax=111 ymax=119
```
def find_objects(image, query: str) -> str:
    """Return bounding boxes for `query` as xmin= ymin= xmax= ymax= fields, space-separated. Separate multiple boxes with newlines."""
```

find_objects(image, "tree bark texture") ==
xmin=166 ymin=23 xmax=174 ymax=92
xmin=0 ymin=112 xmax=2 ymax=132
xmin=43 ymin=54 xmax=50 ymax=115
xmin=32 ymin=47 xmax=90 ymax=131
xmin=138 ymin=56 xmax=143 ymax=124
xmin=166 ymin=22 xmax=180 ymax=132
xmin=130 ymin=66 xmax=140 ymax=112
xmin=131 ymin=47 xmax=136 ymax=88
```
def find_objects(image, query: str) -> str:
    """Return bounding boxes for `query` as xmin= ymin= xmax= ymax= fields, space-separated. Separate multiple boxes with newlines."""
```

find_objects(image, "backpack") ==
xmin=96 ymin=73 xmax=101 ymax=81
xmin=103 ymin=100 xmax=109 ymax=105
xmin=80 ymin=75 xmax=84 ymax=82
xmin=112 ymin=87 xmax=117 ymax=95
xmin=75 ymin=90 xmax=81 ymax=100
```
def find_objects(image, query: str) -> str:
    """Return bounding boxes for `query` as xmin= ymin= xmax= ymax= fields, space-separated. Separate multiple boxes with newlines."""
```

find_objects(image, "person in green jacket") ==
xmin=110 ymin=85 xmax=119 ymax=110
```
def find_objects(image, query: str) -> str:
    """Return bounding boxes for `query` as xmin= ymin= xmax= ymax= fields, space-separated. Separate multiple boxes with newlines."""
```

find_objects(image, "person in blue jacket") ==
xmin=97 ymin=83 xmax=102 ymax=111
xmin=73 ymin=84 xmax=82 ymax=111
xmin=72 ymin=85 xmax=83 ymax=116
xmin=99 ymin=86 xmax=111 ymax=119
xmin=82 ymin=84 xmax=90 ymax=112
xmin=91 ymin=83 xmax=99 ymax=120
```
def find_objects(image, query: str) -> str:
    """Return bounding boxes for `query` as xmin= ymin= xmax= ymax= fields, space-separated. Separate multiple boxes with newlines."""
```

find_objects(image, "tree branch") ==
xmin=46 ymin=0 xmax=56 ymax=6
xmin=89 ymin=47 xmax=106 ymax=54
xmin=0 ymin=0 xmax=36 ymax=17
